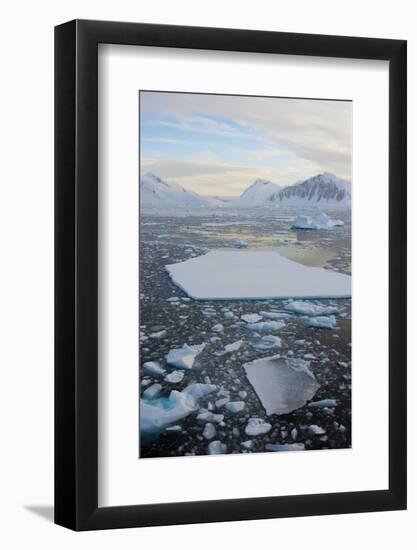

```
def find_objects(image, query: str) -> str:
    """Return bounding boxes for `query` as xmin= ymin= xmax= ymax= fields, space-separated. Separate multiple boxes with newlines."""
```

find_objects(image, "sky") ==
xmin=140 ymin=91 xmax=352 ymax=197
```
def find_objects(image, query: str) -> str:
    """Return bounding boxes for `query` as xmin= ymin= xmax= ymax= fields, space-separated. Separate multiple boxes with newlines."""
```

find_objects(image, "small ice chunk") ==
xmin=241 ymin=313 xmax=263 ymax=323
xmin=196 ymin=411 xmax=224 ymax=424
xmin=252 ymin=335 xmax=282 ymax=350
xmin=140 ymin=383 xmax=216 ymax=435
xmin=203 ymin=423 xmax=216 ymax=440
xmin=165 ymin=425 xmax=182 ymax=432
xmin=241 ymin=440 xmax=254 ymax=450
xmin=308 ymin=315 xmax=337 ymax=329
xmin=223 ymin=310 xmax=234 ymax=319
xmin=291 ymin=427 xmax=298 ymax=440
xmin=211 ymin=323 xmax=224 ymax=333
xmin=284 ymin=301 xmax=338 ymax=316
xmin=308 ymin=399 xmax=337 ymax=408
xmin=243 ymin=356 xmax=319 ymax=415
xmin=247 ymin=320 xmax=285 ymax=333
xmin=225 ymin=401 xmax=245 ymax=413
xmin=224 ymin=340 xmax=243 ymax=353
xmin=143 ymin=383 xmax=162 ymax=399
xmin=260 ymin=311 xmax=290 ymax=320
xmin=165 ymin=370 xmax=185 ymax=384
xmin=245 ymin=418 xmax=272 ymax=436
xmin=308 ymin=424 xmax=326 ymax=436
xmin=166 ymin=296 xmax=179 ymax=302
xmin=239 ymin=390 xmax=247 ymax=399
xmin=166 ymin=343 xmax=206 ymax=369
xmin=215 ymin=397 xmax=230 ymax=409
xmin=265 ymin=443 xmax=305 ymax=452
xmin=142 ymin=361 xmax=166 ymax=376
xmin=208 ymin=440 xmax=227 ymax=454
xmin=233 ymin=239 xmax=248 ymax=248
xmin=149 ymin=330 xmax=167 ymax=339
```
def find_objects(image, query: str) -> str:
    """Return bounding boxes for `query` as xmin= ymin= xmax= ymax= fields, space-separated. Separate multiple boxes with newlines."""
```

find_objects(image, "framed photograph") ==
xmin=55 ymin=19 xmax=406 ymax=530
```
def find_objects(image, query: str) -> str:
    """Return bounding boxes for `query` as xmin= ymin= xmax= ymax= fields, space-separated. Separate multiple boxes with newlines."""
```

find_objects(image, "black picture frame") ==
xmin=55 ymin=19 xmax=407 ymax=531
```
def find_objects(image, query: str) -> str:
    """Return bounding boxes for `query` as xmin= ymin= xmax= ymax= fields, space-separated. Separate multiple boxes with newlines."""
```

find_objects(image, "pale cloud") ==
xmin=140 ymin=92 xmax=352 ymax=195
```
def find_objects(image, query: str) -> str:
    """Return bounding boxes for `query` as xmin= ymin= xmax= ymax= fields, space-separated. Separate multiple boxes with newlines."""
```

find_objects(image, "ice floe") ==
xmin=140 ymin=383 xmax=216 ymax=436
xmin=284 ymin=301 xmax=338 ymax=316
xmin=165 ymin=370 xmax=185 ymax=384
xmin=308 ymin=399 xmax=337 ymax=408
xmin=196 ymin=411 xmax=224 ymax=424
xmin=265 ymin=443 xmax=305 ymax=452
xmin=165 ymin=250 xmax=351 ymax=300
xmin=251 ymin=335 xmax=282 ymax=350
xmin=308 ymin=315 xmax=337 ymax=329
xmin=202 ymin=423 xmax=216 ymax=440
xmin=247 ymin=320 xmax=285 ymax=333
xmin=208 ymin=440 xmax=227 ymax=454
xmin=291 ymin=212 xmax=344 ymax=230
xmin=245 ymin=418 xmax=272 ymax=436
xmin=143 ymin=383 xmax=162 ymax=399
xmin=166 ymin=343 xmax=206 ymax=369
xmin=243 ymin=356 xmax=320 ymax=416
xmin=241 ymin=313 xmax=263 ymax=323
xmin=142 ymin=361 xmax=166 ymax=377
xmin=225 ymin=401 xmax=245 ymax=413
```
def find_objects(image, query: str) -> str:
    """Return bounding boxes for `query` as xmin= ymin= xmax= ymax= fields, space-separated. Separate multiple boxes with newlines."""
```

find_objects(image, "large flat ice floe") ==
xmin=243 ymin=356 xmax=320 ymax=416
xmin=165 ymin=250 xmax=351 ymax=300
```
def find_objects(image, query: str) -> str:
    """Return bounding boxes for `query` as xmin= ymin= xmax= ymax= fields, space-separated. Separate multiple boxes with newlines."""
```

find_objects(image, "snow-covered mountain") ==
xmin=229 ymin=179 xmax=281 ymax=208
xmin=141 ymin=173 xmax=210 ymax=208
xmin=267 ymin=173 xmax=351 ymax=208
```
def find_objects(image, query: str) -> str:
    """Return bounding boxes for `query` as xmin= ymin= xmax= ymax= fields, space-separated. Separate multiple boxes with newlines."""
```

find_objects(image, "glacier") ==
xmin=165 ymin=250 xmax=351 ymax=300
xmin=243 ymin=356 xmax=320 ymax=416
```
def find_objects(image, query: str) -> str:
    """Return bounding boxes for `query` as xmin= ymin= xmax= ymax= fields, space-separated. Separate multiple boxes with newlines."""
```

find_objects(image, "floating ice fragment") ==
xmin=245 ymin=418 xmax=272 ymax=436
xmin=142 ymin=361 xmax=166 ymax=377
xmin=166 ymin=296 xmax=179 ymax=302
xmin=247 ymin=320 xmax=285 ymax=333
xmin=284 ymin=301 xmax=338 ymax=316
xmin=260 ymin=311 xmax=291 ymax=320
xmin=233 ymin=239 xmax=248 ymax=248
xmin=149 ymin=330 xmax=167 ymax=339
xmin=241 ymin=313 xmax=263 ymax=323
xmin=165 ymin=251 xmax=351 ymax=300
xmin=308 ymin=315 xmax=337 ymax=329
xmin=243 ymin=356 xmax=319 ymax=416
xmin=166 ymin=343 xmax=206 ymax=369
xmin=165 ymin=370 xmax=185 ymax=384
xmin=224 ymin=340 xmax=243 ymax=353
xmin=308 ymin=399 xmax=337 ymax=408
xmin=208 ymin=440 xmax=227 ymax=454
xmin=143 ymin=383 xmax=162 ymax=399
xmin=211 ymin=323 xmax=224 ymax=333
xmin=140 ymin=383 xmax=216 ymax=435
xmin=308 ymin=424 xmax=326 ymax=436
xmin=291 ymin=212 xmax=344 ymax=230
xmin=251 ymin=335 xmax=282 ymax=350
xmin=265 ymin=443 xmax=305 ymax=452
xmin=215 ymin=397 xmax=229 ymax=409
xmin=241 ymin=440 xmax=254 ymax=449
xmin=203 ymin=423 xmax=216 ymax=440
xmin=165 ymin=425 xmax=182 ymax=432
xmin=225 ymin=401 xmax=245 ymax=414
xmin=196 ymin=411 xmax=224 ymax=424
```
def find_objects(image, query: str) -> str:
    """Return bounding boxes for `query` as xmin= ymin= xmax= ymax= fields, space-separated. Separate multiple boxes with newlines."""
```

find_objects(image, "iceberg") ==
xmin=284 ymin=301 xmax=338 ymax=316
xmin=291 ymin=212 xmax=344 ymax=230
xmin=140 ymin=383 xmax=216 ymax=436
xmin=165 ymin=250 xmax=351 ymax=300
xmin=243 ymin=356 xmax=320 ymax=416
xmin=166 ymin=343 xmax=206 ymax=369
